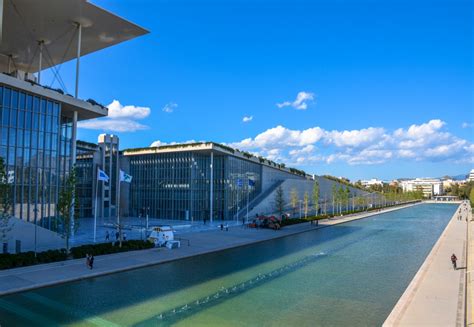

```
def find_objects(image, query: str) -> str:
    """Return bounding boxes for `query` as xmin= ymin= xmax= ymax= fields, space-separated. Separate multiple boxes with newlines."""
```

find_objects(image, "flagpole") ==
xmin=246 ymin=183 xmax=249 ymax=224
xmin=117 ymin=171 xmax=122 ymax=247
xmin=93 ymin=167 xmax=99 ymax=243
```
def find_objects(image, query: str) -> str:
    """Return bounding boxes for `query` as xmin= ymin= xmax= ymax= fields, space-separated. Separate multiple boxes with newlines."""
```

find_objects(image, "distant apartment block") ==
xmin=400 ymin=178 xmax=444 ymax=198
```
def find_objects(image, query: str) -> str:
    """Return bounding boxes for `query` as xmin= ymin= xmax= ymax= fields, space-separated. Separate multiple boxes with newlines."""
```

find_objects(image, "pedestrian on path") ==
xmin=89 ymin=255 xmax=94 ymax=269
xmin=451 ymin=253 xmax=457 ymax=270
xmin=85 ymin=254 xmax=90 ymax=268
xmin=105 ymin=231 xmax=110 ymax=241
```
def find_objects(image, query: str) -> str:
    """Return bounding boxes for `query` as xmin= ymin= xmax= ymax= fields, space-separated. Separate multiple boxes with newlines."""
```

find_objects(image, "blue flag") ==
xmin=97 ymin=168 xmax=109 ymax=182
xmin=236 ymin=179 xmax=243 ymax=188
xmin=248 ymin=179 xmax=255 ymax=187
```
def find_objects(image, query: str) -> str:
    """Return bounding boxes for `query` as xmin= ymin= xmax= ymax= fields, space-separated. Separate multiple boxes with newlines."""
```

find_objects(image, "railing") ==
xmin=176 ymin=237 xmax=191 ymax=246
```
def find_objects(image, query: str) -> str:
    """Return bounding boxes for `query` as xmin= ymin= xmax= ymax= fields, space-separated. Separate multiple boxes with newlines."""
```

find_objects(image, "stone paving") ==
xmin=383 ymin=201 xmax=469 ymax=327
xmin=0 ymin=203 xmax=419 ymax=296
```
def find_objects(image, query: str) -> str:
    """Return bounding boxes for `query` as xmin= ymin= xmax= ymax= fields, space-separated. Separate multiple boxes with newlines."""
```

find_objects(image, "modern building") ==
xmin=400 ymin=178 xmax=444 ymax=198
xmin=0 ymin=0 xmax=147 ymax=230
xmin=76 ymin=134 xmax=120 ymax=220
xmin=76 ymin=139 xmax=311 ymax=222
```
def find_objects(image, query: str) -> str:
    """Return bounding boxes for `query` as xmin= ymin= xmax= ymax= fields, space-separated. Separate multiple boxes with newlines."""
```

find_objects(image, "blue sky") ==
xmin=44 ymin=0 xmax=473 ymax=180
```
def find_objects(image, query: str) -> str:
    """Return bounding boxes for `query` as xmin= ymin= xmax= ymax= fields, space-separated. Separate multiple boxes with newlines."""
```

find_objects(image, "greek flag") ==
xmin=97 ymin=168 xmax=109 ymax=182
xmin=120 ymin=170 xmax=132 ymax=183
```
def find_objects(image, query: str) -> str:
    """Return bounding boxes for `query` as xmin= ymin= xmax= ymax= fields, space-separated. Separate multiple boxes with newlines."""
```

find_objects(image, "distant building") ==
xmin=400 ymin=178 xmax=444 ymax=198
xmin=360 ymin=179 xmax=383 ymax=187
xmin=76 ymin=134 xmax=120 ymax=219
xmin=389 ymin=180 xmax=399 ymax=187
xmin=442 ymin=178 xmax=465 ymax=189
xmin=468 ymin=169 xmax=474 ymax=182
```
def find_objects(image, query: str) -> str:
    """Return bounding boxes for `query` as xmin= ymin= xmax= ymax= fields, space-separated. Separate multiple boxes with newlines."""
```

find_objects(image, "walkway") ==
xmin=0 ymin=203 xmax=419 ymax=296
xmin=384 ymin=202 xmax=469 ymax=326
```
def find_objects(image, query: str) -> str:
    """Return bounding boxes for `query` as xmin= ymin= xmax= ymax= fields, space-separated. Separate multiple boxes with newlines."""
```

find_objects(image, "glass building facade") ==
xmin=0 ymin=85 xmax=72 ymax=230
xmin=127 ymin=151 xmax=262 ymax=221
xmin=76 ymin=146 xmax=95 ymax=219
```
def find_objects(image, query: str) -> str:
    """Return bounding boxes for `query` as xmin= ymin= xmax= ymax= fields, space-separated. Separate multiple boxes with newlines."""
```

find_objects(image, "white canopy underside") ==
xmin=0 ymin=0 xmax=148 ymax=73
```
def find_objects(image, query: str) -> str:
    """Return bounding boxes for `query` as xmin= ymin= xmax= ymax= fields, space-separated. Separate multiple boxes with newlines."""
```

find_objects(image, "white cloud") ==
xmin=231 ymin=125 xmax=325 ymax=150
xmin=242 ymin=116 xmax=253 ymax=123
xmin=107 ymin=100 xmax=150 ymax=119
xmin=78 ymin=119 xmax=149 ymax=132
xmin=462 ymin=122 xmax=473 ymax=128
xmin=277 ymin=91 xmax=315 ymax=110
xmin=229 ymin=119 xmax=473 ymax=166
xmin=150 ymin=139 xmax=198 ymax=147
xmin=325 ymin=127 xmax=385 ymax=148
xmin=78 ymin=100 xmax=151 ymax=132
xmin=162 ymin=102 xmax=177 ymax=113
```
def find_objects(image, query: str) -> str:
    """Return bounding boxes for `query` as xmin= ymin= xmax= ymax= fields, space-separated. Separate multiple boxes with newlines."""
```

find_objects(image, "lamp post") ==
xmin=146 ymin=207 xmax=149 ymax=232
xmin=33 ymin=207 xmax=38 ymax=257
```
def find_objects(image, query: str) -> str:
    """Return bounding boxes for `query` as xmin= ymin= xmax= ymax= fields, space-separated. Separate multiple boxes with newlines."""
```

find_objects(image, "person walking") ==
xmin=85 ymin=254 xmax=90 ymax=269
xmin=451 ymin=253 xmax=457 ymax=270
xmin=89 ymin=255 xmax=94 ymax=269
xmin=105 ymin=231 xmax=110 ymax=241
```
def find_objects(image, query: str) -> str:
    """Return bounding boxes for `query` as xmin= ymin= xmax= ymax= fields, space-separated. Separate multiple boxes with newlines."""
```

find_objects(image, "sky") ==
xmin=42 ymin=0 xmax=473 ymax=181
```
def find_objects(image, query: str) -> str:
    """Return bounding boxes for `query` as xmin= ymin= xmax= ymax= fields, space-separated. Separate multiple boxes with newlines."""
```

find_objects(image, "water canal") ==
xmin=0 ymin=203 xmax=458 ymax=326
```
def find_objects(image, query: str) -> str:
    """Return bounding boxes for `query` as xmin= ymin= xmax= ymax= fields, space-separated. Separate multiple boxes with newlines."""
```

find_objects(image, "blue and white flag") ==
xmin=120 ymin=170 xmax=132 ymax=183
xmin=97 ymin=168 xmax=109 ymax=182
xmin=236 ymin=178 xmax=243 ymax=188
xmin=248 ymin=179 xmax=255 ymax=187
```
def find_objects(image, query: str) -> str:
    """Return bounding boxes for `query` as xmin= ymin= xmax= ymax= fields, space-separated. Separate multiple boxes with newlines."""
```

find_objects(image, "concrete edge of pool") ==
xmin=0 ymin=202 xmax=423 ymax=297
xmin=383 ymin=202 xmax=470 ymax=327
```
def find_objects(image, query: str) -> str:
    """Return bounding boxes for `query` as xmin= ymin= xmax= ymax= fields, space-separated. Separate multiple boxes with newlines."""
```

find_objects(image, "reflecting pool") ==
xmin=0 ymin=204 xmax=458 ymax=326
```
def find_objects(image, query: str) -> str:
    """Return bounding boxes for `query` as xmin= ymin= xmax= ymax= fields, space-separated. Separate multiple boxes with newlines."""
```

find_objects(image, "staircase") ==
xmin=235 ymin=180 xmax=284 ymax=220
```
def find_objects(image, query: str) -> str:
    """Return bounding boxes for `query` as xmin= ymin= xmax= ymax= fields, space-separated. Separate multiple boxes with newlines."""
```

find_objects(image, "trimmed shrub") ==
xmin=70 ymin=240 xmax=154 ymax=259
xmin=0 ymin=249 xmax=67 ymax=270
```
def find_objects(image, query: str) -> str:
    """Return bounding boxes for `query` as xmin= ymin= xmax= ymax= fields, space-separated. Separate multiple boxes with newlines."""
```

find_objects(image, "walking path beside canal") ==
xmin=0 ymin=203 xmax=421 ymax=296
xmin=384 ymin=201 xmax=470 ymax=327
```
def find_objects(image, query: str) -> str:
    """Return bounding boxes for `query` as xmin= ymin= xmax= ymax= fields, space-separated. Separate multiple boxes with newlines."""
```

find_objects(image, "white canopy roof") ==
xmin=0 ymin=0 xmax=149 ymax=73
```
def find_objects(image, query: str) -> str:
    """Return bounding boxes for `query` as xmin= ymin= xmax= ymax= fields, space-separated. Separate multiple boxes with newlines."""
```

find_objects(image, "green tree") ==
xmin=274 ymin=185 xmax=285 ymax=217
xmin=345 ymin=186 xmax=351 ymax=211
xmin=312 ymin=180 xmax=320 ymax=216
xmin=470 ymin=187 xmax=474 ymax=208
xmin=0 ymin=157 xmax=12 ymax=253
xmin=303 ymin=191 xmax=309 ymax=219
xmin=57 ymin=167 xmax=79 ymax=254
xmin=290 ymin=188 xmax=299 ymax=216
xmin=331 ymin=184 xmax=337 ymax=215
xmin=337 ymin=186 xmax=344 ymax=214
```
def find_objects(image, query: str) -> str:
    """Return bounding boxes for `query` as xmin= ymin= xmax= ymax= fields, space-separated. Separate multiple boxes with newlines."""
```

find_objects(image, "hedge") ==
xmin=0 ymin=249 xmax=68 ymax=270
xmin=70 ymin=240 xmax=154 ymax=259
xmin=0 ymin=240 xmax=153 ymax=270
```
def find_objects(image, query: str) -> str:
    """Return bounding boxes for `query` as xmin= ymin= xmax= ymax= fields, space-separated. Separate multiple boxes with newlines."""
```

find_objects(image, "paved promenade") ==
xmin=384 ymin=202 xmax=468 ymax=327
xmin=0 ymin=203 xmax=419 ymax=296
